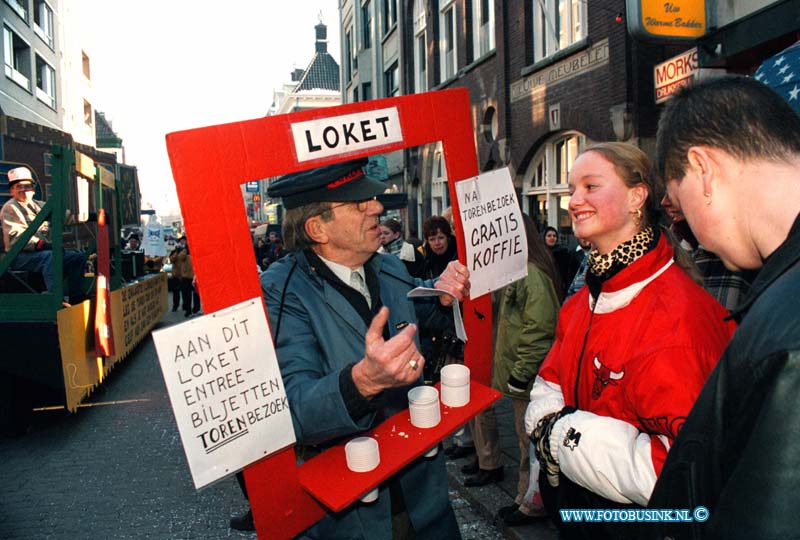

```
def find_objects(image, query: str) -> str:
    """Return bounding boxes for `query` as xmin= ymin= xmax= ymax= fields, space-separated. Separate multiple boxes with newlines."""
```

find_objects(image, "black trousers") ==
xmin=540 ymin=471 xmax=642 ymax=540
xmin=180 ymin=278 xmax=200 ymax=314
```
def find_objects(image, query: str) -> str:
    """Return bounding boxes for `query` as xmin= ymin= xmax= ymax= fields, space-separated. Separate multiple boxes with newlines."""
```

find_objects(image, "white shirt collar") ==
xmin=315 ymin=253 xmax=365 ymax=286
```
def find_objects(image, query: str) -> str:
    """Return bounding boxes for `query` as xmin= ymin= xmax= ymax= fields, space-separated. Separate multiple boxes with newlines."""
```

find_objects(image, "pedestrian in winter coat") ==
xmin=248 ymin=157 xmax=470 ymax=539
xmin=468 ymin=213 xmax=561 ymax=526
xmin=524 ymin=142 xmax=736 ymax=540
xmin=645 ymin=76 xmax=800 ymax=539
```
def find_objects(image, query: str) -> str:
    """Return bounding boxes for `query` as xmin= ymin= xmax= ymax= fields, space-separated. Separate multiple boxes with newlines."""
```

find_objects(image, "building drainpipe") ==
xmin=502 ymin=0 xmax=512 ymax=165
xmin=0 ymin=108 xmax=6 ymax=160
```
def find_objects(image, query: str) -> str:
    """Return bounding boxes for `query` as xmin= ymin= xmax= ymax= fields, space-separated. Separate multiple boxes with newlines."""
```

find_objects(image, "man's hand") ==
xmin=435 ymin=261 xmax=470 ymax=306
xmin=352 ymin=307 xmax=425 ymax=399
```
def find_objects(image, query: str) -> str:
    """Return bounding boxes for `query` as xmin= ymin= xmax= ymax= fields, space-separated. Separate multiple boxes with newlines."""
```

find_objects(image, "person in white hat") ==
xmin=2 ymin=166 xmax=87 ymax=304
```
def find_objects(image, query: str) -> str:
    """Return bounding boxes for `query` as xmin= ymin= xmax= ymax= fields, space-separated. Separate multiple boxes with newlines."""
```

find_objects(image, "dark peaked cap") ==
xmin=268 ymin=158 xmax=387 ymax=210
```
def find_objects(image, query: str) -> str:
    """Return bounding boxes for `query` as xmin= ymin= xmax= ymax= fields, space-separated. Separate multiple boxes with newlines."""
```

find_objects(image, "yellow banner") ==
xmin=58 ymin=274 xmax=168 ymax=411
xmin=641 ymin=1 xmax=705 ymax=39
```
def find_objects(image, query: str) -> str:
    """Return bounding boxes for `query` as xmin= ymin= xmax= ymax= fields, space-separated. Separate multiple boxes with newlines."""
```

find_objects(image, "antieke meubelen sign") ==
xmin=510 ymin=39 xmax=609 ymax=104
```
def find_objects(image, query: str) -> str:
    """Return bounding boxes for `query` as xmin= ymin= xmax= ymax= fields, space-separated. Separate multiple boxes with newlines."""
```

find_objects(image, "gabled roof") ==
xmin=95 ymin=111 xmax=122 ymax=147
xmin=293 ymin=51 xmax=340 ymax=92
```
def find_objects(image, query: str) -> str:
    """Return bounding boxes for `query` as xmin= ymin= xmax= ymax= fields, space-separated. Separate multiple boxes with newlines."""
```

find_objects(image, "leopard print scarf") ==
xmin=588 ymin=226 xmax=657 ymax=283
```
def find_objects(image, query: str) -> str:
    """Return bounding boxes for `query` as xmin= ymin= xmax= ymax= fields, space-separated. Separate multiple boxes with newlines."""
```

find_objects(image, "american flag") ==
xmin=754 ymin=41 xmax=800 ymax=114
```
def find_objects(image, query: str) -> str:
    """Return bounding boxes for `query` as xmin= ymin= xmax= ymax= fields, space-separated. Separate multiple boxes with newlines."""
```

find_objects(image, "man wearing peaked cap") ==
xmin=267 ymin=157 xmax=388 ymax=210
xmin=2 ymin=166 xmax=87 ymax=304
xmin=239 ymin=157 xmax=470 ymax=538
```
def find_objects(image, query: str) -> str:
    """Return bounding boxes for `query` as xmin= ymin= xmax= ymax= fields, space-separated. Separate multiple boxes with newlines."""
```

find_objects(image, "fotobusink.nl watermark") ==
xmin=559 ymin=507 xmax=709 ymax=523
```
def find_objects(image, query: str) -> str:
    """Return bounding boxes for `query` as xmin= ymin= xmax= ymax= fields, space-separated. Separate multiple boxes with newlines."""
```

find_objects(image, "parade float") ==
xmin=0 ymin=147 xmax=167 ymax=428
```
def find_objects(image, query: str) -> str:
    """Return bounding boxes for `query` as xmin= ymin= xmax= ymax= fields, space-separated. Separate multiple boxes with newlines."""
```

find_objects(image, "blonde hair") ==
xmin=581 ymin=142 xmax=663 ymax=229
xmin=581 ymin=142 xmax=702 ymax=285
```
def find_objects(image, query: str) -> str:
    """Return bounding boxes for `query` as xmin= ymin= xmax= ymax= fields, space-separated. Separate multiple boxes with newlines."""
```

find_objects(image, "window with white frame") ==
xmin=524 ymin=132 xmax=584 ymax=232
xmin=413 ymin=0 xmax=427 ymax=93
xmin=439 ymin=0 xmax=457 ymax=81
xmin=33 ymin=0 xmax=54 ymax=48
xmin=532 ymin=0 xmax=586 ymax=62
xmin=472 ymin=0 xmax=494 ymax=59
xmin=82 ymin=51 xmax=91 ymax=79
xmin=3 ymin=26 xmax=31 ymax=90
xmin=4 ymin=0 xmax=28 ymax=21
xmin=431 ymin=142 xmax=448 ymax=214
xmin=384 ymin=62 xmax=399 ymax=97
xmin=382 ymin=0 xmax=397 ymax=35
xmin=361 ymin=0 xmax=372 ymax=49
xmin=35 ymin=54 xmax=55 ymax=108
xmin=84 ymin=99 xmax=93 ymax=126
xmin=345 ymin=27 xmax=355 ymax=82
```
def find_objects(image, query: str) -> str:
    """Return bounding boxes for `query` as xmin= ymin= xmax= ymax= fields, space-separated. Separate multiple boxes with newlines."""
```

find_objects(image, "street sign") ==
xmin=654 ymin=48 xmax=699 ymax=103
xmin=245 ymin=181 xmax=259 ymax=193
xmin=627 ymin=0 xmax=706 ymax=42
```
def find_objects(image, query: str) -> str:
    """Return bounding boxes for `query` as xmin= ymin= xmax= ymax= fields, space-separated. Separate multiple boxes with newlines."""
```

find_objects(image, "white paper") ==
xmin=455 ymin=168 xmax=528 ymax=298
xmin=407 ymin=287 xmax=467 ymax=342
xmin=152 ymin=298 xmax=295 ymax=489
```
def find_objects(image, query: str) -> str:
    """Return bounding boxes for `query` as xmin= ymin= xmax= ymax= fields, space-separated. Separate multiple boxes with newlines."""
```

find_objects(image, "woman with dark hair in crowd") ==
xmin=421 ymin=216 xmax=458 ymax=279
xmin=543 ymin=226 xmax=575 ymax=295
xmin=378 ymin=218 xmax=423 ymax=277
xmin=417 ymin=215 xmax=461 ymax=383
xmin=524 ymin=142 xmax=736 ymax=539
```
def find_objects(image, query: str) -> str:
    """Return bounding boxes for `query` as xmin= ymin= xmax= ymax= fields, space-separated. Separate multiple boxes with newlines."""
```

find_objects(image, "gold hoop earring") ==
xmin=631 ymin=208 xmax=643 ymax=226
xmin=704 ymin=193 xmax=712 ymax=206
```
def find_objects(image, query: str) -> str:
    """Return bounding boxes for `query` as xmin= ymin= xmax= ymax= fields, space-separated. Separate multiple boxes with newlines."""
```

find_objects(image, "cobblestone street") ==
xmin=0 ymin=310 xmax=506 ymax=539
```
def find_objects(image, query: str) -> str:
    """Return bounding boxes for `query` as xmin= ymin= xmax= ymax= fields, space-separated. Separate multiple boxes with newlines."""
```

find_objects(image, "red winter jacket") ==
xmin=525 ymin=235 xmax=736 ymax=506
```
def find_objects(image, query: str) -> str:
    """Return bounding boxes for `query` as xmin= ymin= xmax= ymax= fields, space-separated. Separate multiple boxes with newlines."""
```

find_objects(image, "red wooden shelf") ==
xmin=297 ymin=381 xmax=502 ymax=512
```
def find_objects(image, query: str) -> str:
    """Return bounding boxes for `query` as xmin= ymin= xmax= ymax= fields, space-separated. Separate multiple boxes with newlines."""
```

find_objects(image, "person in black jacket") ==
xmin=645 ymin=76 xmax=800 ymax=539
xmin=417 ymin=216 xmax=462 ymax=384
xmin=543 ymin=226 xmax=571 ymax=295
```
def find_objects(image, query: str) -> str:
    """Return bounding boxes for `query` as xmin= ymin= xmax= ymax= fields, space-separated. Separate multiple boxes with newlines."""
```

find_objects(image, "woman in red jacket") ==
xmin=524 ymin=142 xmax=736 ymax=539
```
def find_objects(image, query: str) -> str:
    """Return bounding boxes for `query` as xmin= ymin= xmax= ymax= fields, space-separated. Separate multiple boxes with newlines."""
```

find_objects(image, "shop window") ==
xmin=33 ymin=0 xmax=54 ymax=48
xmin=361 ymin=0 xmax=372 ymax=49
xmin=523 ymin=132 xmax=585 ymax=234
xmin=382 ymin=0 xmax=397 ymax=35
xmin=532 ymin=0 xmax=586 ymax=62
xmin=3 ymin=25 xmax=31 ymax=90
xmin=472 ymin=0 xmax=494 ymax=59
xmin=35 ymin=54 xmax=56 ymax=108
xmin=413 ymin=0 xmax=427 ymax=93
xmin=439 ymin=0 xmax=457 ymax=81
xmin=384 ymin=62 xmax=399 ymax=97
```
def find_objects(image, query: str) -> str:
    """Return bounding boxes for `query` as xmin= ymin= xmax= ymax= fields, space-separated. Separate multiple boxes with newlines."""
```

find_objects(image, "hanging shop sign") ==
xmin=627 ymin=0 xmax=706 ymax=42
xmin=654 ymin=47 xmax=699 ymax=103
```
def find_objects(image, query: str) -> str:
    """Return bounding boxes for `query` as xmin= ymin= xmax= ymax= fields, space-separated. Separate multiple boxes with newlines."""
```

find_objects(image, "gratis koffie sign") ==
xmin=627 ymin=0 xmax=706 ymax=42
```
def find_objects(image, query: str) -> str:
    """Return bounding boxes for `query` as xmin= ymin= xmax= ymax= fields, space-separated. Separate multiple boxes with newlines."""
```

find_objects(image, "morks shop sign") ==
xmin=627 ymin=0 xmax=706 ymax=42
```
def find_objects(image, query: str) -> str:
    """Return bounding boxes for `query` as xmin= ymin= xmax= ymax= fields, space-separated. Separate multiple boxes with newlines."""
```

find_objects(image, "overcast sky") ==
xmin=80 ymin=1 xmax=341 ymax=215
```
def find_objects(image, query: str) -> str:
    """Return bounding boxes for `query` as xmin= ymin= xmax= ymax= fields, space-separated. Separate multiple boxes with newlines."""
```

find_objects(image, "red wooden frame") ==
xmin=165 ymin=89 xmax=494 ymax=539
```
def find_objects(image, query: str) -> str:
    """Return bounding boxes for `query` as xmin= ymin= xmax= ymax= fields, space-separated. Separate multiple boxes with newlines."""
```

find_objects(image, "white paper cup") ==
xmin=440 ymin=364 xmax=470 ymax=386
xmin=345 ymin=437 xmax=380 ymax=472
xmin=361 ymin=487 xmax=379 ymax=503
xmin=440 ymin=364 xmax=470 ymax=407
xmin=408 ymin=386 xmax=440 ymax=428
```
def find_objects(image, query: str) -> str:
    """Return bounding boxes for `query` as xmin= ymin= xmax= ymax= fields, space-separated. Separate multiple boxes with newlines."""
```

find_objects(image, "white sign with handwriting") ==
xmin=153 ymin=298 xmax=295 ymax=489
xmin=455 ymin=168 xmax=528 ymax=298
